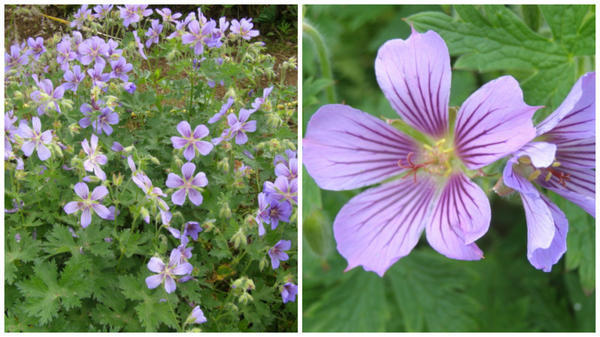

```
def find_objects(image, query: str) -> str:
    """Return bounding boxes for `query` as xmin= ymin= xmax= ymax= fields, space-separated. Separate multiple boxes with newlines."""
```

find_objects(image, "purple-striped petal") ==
xmin=334 ymin=176 xmax=436 ymax=277
xmin=147 ymin=257 xmax=165 ymax=273
xmin=31 ymin=116 xmax=42 ymax=133
xmin=303 ymin=104 xmax=416 ymax=191
xmin=176 ymin=121 xmax=192 ymax=137
xmin=80 ymin=207 xmax=92 ymax=228
xmin=187 ymin=189 xmax=203 ymax=206
xmin=172 ymin=262 xmax=193 ymax=275
xmin=40 ymin=130 xmax=53 ymax=144
xmin=538 ymin=166 xmax=595 ymax=217
xmin=181 ymin=162 xmax=196 ymax=180
xmin=193 ymin=124 xmax=209 ymax=139
xmin=166 ymin=173 xmax=184 ymax=188
xmin=146 ymin=274 xmax=163 ymax=289
xmin=92 ymin=203 xmax=111 ymax=219
xmin=519 ymin=190 xmax=556 ymax=267
xmin=91 ymin=185 xmax=109 ymax=200
xmin=21 ymin=141 xmax=35 ymax=156
xmin=171 ymin=136 xmax=188 ymax=149
xmin=235 ymin=131 xmax=248 ymax=144
xmin=193 ymin=140 xmax=213 ymax=156
xmin=183 ymin=144 xmax=196 ymax=161
xmin=243 ymin=120 xmax=257 ymax=132
xmin=375 ymin=28 xmax=450 ymax=137
xmin=164 ymin=276 xmax=176 ymax=293
xmin=36 ymin=144 xmax=51 ymax=161
xmin=64 ymin=201 xmax=80 ymax=214
xmin=74 ymin=182 xmax=89 ymax=199
xmin=171 ymin=188 xmax=187 ymax=206
xmin=454 ymin=76 xmax=539 ymax=169
xmin=425 ymin=173 xmax=489 ymax=260
xmin=192 ymin=172 xmax=208 ymax=187
xmin=553 ymin=138 xmax=595 ymax=169
xmin=537 ymin=72 xmax=595 ymax=139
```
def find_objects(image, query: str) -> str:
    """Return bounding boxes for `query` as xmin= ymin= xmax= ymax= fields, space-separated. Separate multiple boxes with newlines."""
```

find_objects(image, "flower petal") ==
xmin=194 ymin=140 xmax=213 ymax=156
xmin=145 ymin=274 xmax=163 ymax=289
xmin=36 ymin=144 xmax=51 ymax=161
xmin=181 ymin=162 xmax=196 ymax=180
xmin=425 ymin=173 xmax=489 ymax=260
xmin=74 ymin=182 xmax=89 ymax=199
xmin=536 ymin=72 xmax=595 ymax=139
xmin=454 ymin=76 xmax=539 ymax=169
xmin=166 ymin=173 xmax=184 ymax=188
xmin=21 ymin=141 xmax=35 ymax=157
xmin=147 ymin=257 xmax=165 ymax=273
xmin=176 ymin=120 xmax=192 ymax=137
xmin=80 ymin=207 xmax=92 ymax=228
xmin=374 ymin=28 xmax=450 ymax=137
xmin=303 ymin=104 xmax=417 ymax=191
xmin=92 ymin=203 xmax=111 ymax=219
xmin=235 ymin=131 xmax=248 ymax=144
xmin=64 ymin=201 xmax=80 ymax=214
xmin=172 ymin=262 xmax=193 ymax=275
xmin=164 ymin=276 xmax=176 ymax=293
xmin=91 ymin=185 xmax=109 ymax=200
xmin=333 ymin=176 xmax=436 ymax=277
xmin=538 ymin=166 xmax=595 ymax=217
xmin=193 ymin=124 xmax=209 ymax=139
xmin=171 ymin=136 xmax=188 ymax=149
xmin=187 ymin=189 xmax=203 ymax=206
xmin=243 ymin=120 xmax=256 ymax=132
xmin=183 ymin=144 xmax=195 ymax=161
xmin=553 ymin=138 xmax=595 ymax=169
xmin=171 ymin=188 xmax=187 ymax=206
xmin=192 ymin=172 xmax=208 ymax=187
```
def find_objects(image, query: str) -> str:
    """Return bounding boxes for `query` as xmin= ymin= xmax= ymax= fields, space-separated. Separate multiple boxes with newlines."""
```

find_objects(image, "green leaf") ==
xmin=304 ymin=269 xmax=388 ymax=332
xmin=5 ymin=229 xmax=40 ymax=284
xmin=540 ymin=5 xmax=595 ymax=56
xmin=42 ymin=225 xmax=79 ymax=257
xmin=386 ymin=250 xmax=480 ymax=331
xmin=16 ymin=261 xmax=62 ymax=325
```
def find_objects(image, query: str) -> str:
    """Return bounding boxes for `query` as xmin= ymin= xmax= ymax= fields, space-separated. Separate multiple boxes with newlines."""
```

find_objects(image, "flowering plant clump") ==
xmin=5 ymin=5 xmax=297 ymax=332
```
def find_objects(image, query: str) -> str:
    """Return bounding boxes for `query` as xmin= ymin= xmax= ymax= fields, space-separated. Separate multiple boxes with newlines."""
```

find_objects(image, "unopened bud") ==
xmin=230 ymin=228 xmax=246 ymax=249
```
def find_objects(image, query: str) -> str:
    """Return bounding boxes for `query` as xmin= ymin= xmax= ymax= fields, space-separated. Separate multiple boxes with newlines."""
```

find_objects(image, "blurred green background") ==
xmin=302 ymin=4 xmax=595 ymax=332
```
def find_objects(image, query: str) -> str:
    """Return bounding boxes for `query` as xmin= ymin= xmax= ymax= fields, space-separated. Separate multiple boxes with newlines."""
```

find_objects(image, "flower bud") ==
xmin=68 ymin=123 xmax=80 ymax=136
xmin=148 ymin=155 xmax=160 ymax=165
xmin=238 ymin=292 xmax=253 ymax=304
xmin=113 ymin=172 xmax=123 ymax=187
xmin=259 ymin=257 xmax=268 ymax=272
xmin=219 ymin=201 xmax=231 ymax=219
xmin=230 ymin=228 xmax=246 ymax=249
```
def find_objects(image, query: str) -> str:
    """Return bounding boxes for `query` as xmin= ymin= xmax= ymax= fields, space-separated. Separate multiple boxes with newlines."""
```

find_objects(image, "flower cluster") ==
xmin=303 ymin=28 xmax=595 ymax=276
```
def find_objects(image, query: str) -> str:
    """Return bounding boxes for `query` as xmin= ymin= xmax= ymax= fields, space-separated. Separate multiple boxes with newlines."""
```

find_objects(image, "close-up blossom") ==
xmin=145 ymin=249 xmax=193 ymax=294
xmin=82 ymin=134 xmax=108 ymax=181
xmin=264 ymin=176 xmax=298 ymax=205
xmin=62 ymin=65 xmax=86 ymax=92
xmin=30 ymin=77 xmax=64 ymax=115
xmin=268 ymin=240 xmax=291 ymax=269
xmin=230 ymin=18 xmax=259 ymax=40
xmin=166 ymin=162 xmax=208 ymax=206
xmin=188 ymin=306 xmax=207 ymax=324
xmin=226 ymin=109 xmax=257 ymax=145
xmin=16 ymin=116 xmax=53 ymax=161
xmin=280 ymin=282 xmax=297 ymax=304
xmin=208 ymin=96 xmax=235 ymax=124
xmin=171 ymin=121 xmax=214 ymax=161
xmin=303 ymin=28 xmax=540 ymax=276
xmin=145 ymin=19 xmax=163 ymax=48
xmin=63 ymin=182 xmax=111 ymax=228
xmin=502 ymin=72 xmax=595 ymax=272
xmin=26 ymin=36 xmax=46 ymax=60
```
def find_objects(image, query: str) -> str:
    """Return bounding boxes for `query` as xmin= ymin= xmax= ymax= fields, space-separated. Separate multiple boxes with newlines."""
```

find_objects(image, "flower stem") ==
xmin=303 ymin=21 xmax=336 ymax=103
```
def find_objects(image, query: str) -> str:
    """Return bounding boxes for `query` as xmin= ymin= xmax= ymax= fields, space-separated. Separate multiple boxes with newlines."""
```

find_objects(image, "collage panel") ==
xmin=302 ymin=4 xmax=595 ymax=333
xmin=4 ymin=4 xmax=298 ymax=332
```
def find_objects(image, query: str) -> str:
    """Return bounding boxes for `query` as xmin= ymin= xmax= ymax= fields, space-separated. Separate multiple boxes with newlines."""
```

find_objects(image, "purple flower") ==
xmin=183 ymin=221 xmax=203 ymax=240
xmin=87 ymin=62 xmax=110 ymax=87
xmin=63 ymin=182 xmax=111 ymax=228
xmin=132 ymin=31 xmax=147 ymax=60
xmin=79 ymin=100 xmax=119 ymax=135
xmin=27 ymin=37 xmax=46 ymax=60
xmin=17 ymin=117 xmax=53 ymax=161
xmin=5 ymin=140 xmax=25 ymax=170
xmin=302 ymin=29 xmax=540 ymax=276
xmin=145 ymin=20 xmax=163 ymax=48
xmin=181 ymin=19 xmax=218 ymax=55
xmin=109 ymin=57 xmax=133 ymax=82
xmin=167 ymin=20 xmax=187 ymax=40
xmin=227 ymin=109 xmax=256 ymax=144
xmin=145 ymin=249 xmax=193 ymax=294
xmin=250 ymin=86 xmax=273 ymax=112
xmin=189 ymin=306 xmax=207 ymax=324
xmin=5 ymin=110 xmax=18 ymax=141
xmin=502 ymin=72 xmax=595 ymax=272
xmin=281 ymin=282 xmax=297 ymax=304
xmin=268 ymin=240 xmax=291 ymax=269
xmin=275 ymin=158 xmax=298 ymax=181
xmin=111 ymin=141 xmax=124 ymax=152
xmin=71 ymin=5 xmax=92 ymax=29
xmin=256 ymin=192 xmax=292 ymax=234
xmin=93 ymin=5 xmax=113 ymax=19
xmin=230 ymin=18 xmax=259 ymax=41
xmin=118 ymin=5 xmax=140 ymax=27
xmin=82 ymin=134 xmax=108 ymax=181
xmin=78 ymin=36 xmax=108 ymax=66
xmin=5 ymin=43 xmax=29 ymax=73
xmin=123 ymin=82 xmax=137 ymax=93
xmin=171 ymin=121 xmax=214 ymax=161
xmin=166 ymin=162 xmax=208 ymax=206
xmin=208 ymin=96 xmax=235 ymax=124
xmin=62 ymin=65 xmax=85 ymax=92
xmin=30 ymin=77 xmax=64 ymax=115
xmin=156 ymin=8 xmax=182 ymax=23
xmin=264 ymin=177 xmax=297 ymax=205
xmin=106 ymin=39 xmax=123 ymax=60
xmin=56 ymin=39 xmax=77 ymax=69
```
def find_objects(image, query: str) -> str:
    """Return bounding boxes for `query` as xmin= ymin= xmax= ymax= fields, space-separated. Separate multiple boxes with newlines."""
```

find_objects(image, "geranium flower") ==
xmin=208 ymin=96 xmax=235 ymax=124
xmin=188 ymin=306 xmax=207 ymax=324
xmin=145 ymin=249 xmax=193 ymax=294
xmin=182 ymin=19 xmax=218 ymax=55
xmin=132 ymin=31 xmax=147 ymax=60
xmin=145 ymin=19 xmax=163 ymax=48
xmin=109 ymin=57 xmax=133 ymax=82
xmin=156 ymin=8 xmax=182 ymax=24
xmin=171 ymin=121 xmax=213 ymax=161
xmin=16 ymin=116 xmax=53 ymax=161
xmin=62 ymin=65 xmax=85 ymax=92
xmin=280 ymin=282 xmax=297 ymax=304
xmin=268 ymin=240 xmax=291 ymax=269
xmin=78 ymin=36 xmax=108 ymax=66
xmin=70 ymin=5 xmax=92 ymax=29
xmin=82 ymin=134 xmax=108 ymax=181
xmin=264 ymin=176 xmax=297 ymax=205
xmin=30 ymin=77 xmax=64 ymax=115
xmin=166 ymin=162 xmax=208 ymax=206
xmin=26 ymin=37 xmax=46 ymax=60
xmin=230 ymin=18 xmax=259 ymax=40
xmin=502 ymin=72 xmax=595 ymax=272
xmin=256 ymin=192 xmax=292 ymax=236
xmin=92 ymin=5 xmax=113 ymax=19
xmin=303 ymin=28 xmax=540 ymax=276
xmin=226 ymin=109 xmax=256 ymax=145
xmin=63 ymin=182 xmax=111 ymax=228
xmin=5 ymin=42 xmax=29 ymax=73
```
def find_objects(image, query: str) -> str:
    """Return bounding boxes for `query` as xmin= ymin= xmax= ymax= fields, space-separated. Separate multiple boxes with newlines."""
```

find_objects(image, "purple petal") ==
xmin=193 ymin=124 xmax=209 ymax=139
xmin=181 ymin=162 xmax=196 ymax=180
xmin=166 ymin=173 xmax=184 ymax=188
xmin=194 ymin=140 xmax=214 ymax=156
xmin=235 ymin=131 xmax=248 ymax=144
xmin=147 ymin=257 xmax=165 ymax=273
xmin=74 ymin=182 xmax=89 ymax=199
xmin=375 ymin=28 xmax=450 ymax=137
xmin=192 ymin=172 xmax=208 ymax=187
xmin=187 ymin=189 xmax=203 ymax=206
xmin=21 ymin=141 xmax=35 ymax=157
xmin=454 ymin=76 xmax=539 ymax=169
xmin=171 ymin=188 xmax=187 ymax=206
xmin=166 ymin=226 xmax=181 ymax=239
xmin=164 ymin=276 xmax=176 ymax=293
xmin=536 ymin=72 xmax=595 ymax=139
xmin=80 ymin=208 xmax=92 ymax=228
xmin=64 ymin=201 xmax=80 ymax=214
xmin=91 ymin=185 xmax=109 ymax=200
xmin=36 ymin=144 xmax=51 ymax=161
xmin=172 ymin=262 xmax=193 ymax=275
xmin=425 ymin=173 xmax=489 ymax=260
xmin=92 ymin=203 xmax=111 ymax=219
xmin=303 ymin=104 xmax=416 ymax=191
xmin=183 ymin=144 xmax=196 ymax=161
xmin=145 ymin=274 xmax=163 ymax=289
xmin=171 ymin=136 xmax=188 ymax=149
xmin=31 ymin=116 xmax=42 ymax=133
xmin=243 ymin=120 xmax=257 ymax=132
xmin=519 ymin=190 xmax=556 ymax=267
xmin=538 ymin=166 xmax=595 ymax=217
xmin=553 ymin=138 xmax=595 ymax=169
xmin=334 ymin=176 xmax=436 ymax=277
xmin=176 ymin=120 xmax=192 ymax=137
xmin=40 ymin=130 xmax=53 ymax=144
